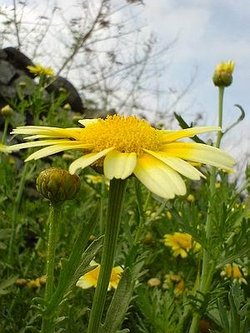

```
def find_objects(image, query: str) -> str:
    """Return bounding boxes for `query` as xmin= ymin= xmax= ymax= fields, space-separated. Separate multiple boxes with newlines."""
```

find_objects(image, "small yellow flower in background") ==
xmin=186 ymin=194 xmax=195 ymax=203
xmin=213 ymin=60 xmax=235 ymax=87
xmin=221 ymin=263 xmax=247 ymax=285
xmin=15 ymin=276 xmax=47 ymax=289
xmin=27 ymin=64 xmax=55 ymax=77
xmin=147 ymin=277 xmax=161 ymax=287
xmin=163 ymin=232 xmax=201 ymax=258
xmin=76 ymin=261 xmax=123 ymax=290
xmin=85 ymin=174 xmax=110 ymax=186
xmin=163 ymin=273 xmax=185 ymax=296
xmin=7 ymin=115 xmax=235 ymax=200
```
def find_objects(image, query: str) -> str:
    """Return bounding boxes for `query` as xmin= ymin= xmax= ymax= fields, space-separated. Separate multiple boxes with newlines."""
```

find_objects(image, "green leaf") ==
xmin=100 ymin=268 xmax=134 ymax=333
xmin=217 ymin=298 xmax=229 ymax=332
xmin=173 ymin=112 xmax=206 ymax=143
xmin=0 ymin=276 xmax=17 ymax=296
xmin=100 ymin=259 xmax=144 ymax=333
xmin=224 ymin=104 xmax=245 ymax=135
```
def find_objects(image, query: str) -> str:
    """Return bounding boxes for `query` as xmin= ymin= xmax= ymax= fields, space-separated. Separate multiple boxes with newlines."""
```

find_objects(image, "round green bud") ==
xmin=1 ymin=105 xmax=13 ymax=118
xmin=36 ymin=168 xmax=80 ymax=203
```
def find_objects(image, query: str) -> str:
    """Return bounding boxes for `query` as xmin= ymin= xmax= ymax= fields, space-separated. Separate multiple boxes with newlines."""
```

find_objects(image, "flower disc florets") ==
xmin=79 ymin=115 xmax=162 ymax=155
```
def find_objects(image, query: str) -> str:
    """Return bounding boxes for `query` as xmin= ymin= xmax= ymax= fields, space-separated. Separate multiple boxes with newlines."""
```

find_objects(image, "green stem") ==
xmin=99 ymin=179 xmax=106 ymax=234
xmin=1 ymin=119 xmax=9 ymax=144
xmin=134 ymin=179 xmax=145 ymax=244
xmin=8 ymin=163 xmax=29 ymax=264
xmin=215 ymin=87 xmax=224 ymax=148
xmin=87 ymin=179 xmax=127 ymax=333
xmin=41 ymin=203 xmax=61 ymax=333
xmin=189 ymin=87 xmax=225 ymax=333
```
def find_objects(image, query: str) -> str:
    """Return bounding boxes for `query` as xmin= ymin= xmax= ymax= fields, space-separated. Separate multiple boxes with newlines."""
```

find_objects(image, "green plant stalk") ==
xmin=41 ymin=203 xmax=61 ymax=333
xmin=87 ymin=179 xmax=127 ymax=333
xmin=8 ymin=162 xmax=29 ymax=264
xmin=134 ymin=179 xmax=145 ymax=244
xmin=1 ymin=118 xmax=9 ymax=144
xmin=189 ymin=87 xmax=225 ymax=333
xmin=99 ymin=179 xmax=106 ymax=234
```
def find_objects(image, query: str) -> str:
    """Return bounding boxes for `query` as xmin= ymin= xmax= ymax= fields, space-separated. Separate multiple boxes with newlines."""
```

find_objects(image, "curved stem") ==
xmin=87 ymin=179 xmax=127 ymax=333
xmin=41 ymin=203 xmax=61 ymax=333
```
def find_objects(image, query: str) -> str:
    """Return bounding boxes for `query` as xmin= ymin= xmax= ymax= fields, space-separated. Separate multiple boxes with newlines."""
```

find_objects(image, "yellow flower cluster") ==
xmin=163 ymin=232 xmax=201 ymax=258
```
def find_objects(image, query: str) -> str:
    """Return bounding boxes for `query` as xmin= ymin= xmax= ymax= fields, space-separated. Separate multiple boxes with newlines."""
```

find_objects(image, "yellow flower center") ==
xmin=80 ymin=115 xmax=162 ymax=155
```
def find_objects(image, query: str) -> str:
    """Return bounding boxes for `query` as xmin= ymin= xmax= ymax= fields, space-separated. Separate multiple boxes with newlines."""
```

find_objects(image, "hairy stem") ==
xmin=87 ymin=179 xmax=127 ymax=333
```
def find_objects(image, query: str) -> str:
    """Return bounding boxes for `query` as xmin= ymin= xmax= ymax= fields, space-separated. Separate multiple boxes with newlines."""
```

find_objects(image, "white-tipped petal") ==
xmin=162 ymin=142 xmax=235 ymax=171
xmin=11 ymin=126 xmax=82 ymax=138
xmin=6 ymin=140 xmax=89 ymax=152
xmin=78 ymin=119 xmax=99 ymax=127
xmin=25 ymin=143 xmax=87 ymax=161
xmin=104 ymin=151 xmax=137 ymax=180
xmin=134 ymin=154 xmax=186 ymax=199
xmin=69 ymin=147 xmax=114 ymax=174
xmin=161 ymin=126 xmax=220 ymax=142
xmin=144 ymin=149 xmax=205 ymax=180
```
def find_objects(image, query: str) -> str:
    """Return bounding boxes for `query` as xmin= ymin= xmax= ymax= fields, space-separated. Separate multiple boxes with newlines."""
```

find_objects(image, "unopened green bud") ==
xmin=213 ymin=60 xmax=235 ymax=87
xmin=1 ymin=105 xmax=13 ymax=118
xmin=36 ymin=167 xmax=80 ymax=204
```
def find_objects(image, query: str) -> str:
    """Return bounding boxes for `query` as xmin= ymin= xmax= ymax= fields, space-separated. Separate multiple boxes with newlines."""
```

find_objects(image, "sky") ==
xmin=0 ymin=0 xmax=249 ymax=170
xmin=141 ymin=0 xmax=250 ymax=165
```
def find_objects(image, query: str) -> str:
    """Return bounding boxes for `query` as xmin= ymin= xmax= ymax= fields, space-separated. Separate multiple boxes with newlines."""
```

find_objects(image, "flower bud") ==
xmin=36 ymin=167 xmax=80 ymax=203
xmin=1 ymin=104 xmax=13 ymax=118
xmin=213 ymin=60 xmax=235 ymax=87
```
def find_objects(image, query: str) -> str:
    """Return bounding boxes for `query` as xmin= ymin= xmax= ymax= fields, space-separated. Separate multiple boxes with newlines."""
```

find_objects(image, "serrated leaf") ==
xmin=217 ymin=298 xmax=229 ymax=332
xmin=100 ymin=268 xmax=134 ymax=333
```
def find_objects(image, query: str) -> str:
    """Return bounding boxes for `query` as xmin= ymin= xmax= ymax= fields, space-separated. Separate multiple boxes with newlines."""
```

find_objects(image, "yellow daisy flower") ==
xmin=7 ymin=115 xmax=235 ymax=199
xmin=221 ymin=263 xmax=247 ymax=285
xmin=163 ymin=232 xmax=201 ymax=258
xmin=27 ymin=64 xmax=55 ymax=77
xmin=76 ymin=261 xmax=123 ymax=290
